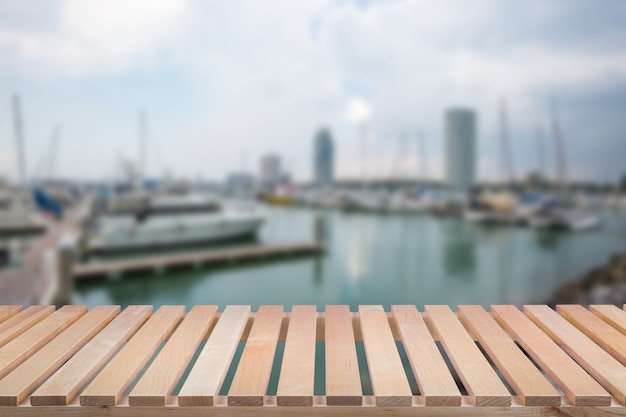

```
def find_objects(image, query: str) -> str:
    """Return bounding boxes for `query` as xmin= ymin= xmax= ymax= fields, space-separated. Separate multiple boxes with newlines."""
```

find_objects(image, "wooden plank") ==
xmin=79 ymin=306 xmax=184 ymax=406
xmin=0 ymin=305 xmax=85 ymax=380
xmin=424 ymin=305 xmax=510 ymax=406
xmin=228 ymin=305 xmax=283 ymax=406
xmin=391 ymin=305 xmax=461 ymax=406
xmin=178 ymin=305 xmax=250 ymax=406
xmin=0 ymin=305 xmax=54 ymax=348
xmin=129 ymin=306 xmax=218 ymax=406
xmin=0 ymin=306 xmax=20 ymax=325
xmin=492 ymin=305 xmax=610 ymax=406
xmin=31 ymin=305 xmax=152 ymax=406
xmin=0 ymin=306 xmax=119 ymax=406
xmin=558 ymin=304 xmax=626 ymax=366
xmin=590 ymin=304 xmax=626 ymax=335
xmin=525 ymin=304 xmax=626 ymax=404
xmin=276 ymin=305 xmax=317 ymax=406
xmin=457 ymin=305 xmax=560 ymax=406
xmin=325 ymin=305 xmax=362 ymax=406
xmin=359 ymin=305 xmax=411 ymax=406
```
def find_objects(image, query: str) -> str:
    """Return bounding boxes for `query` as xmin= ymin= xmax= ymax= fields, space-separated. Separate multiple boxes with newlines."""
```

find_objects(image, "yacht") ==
xmin=88 ymin=193 xmax=265 ymax=251
xmin=0 ymin=181 xmax=46 ymax=233
xmin=527 ymin=198 xmax=601 ymax=231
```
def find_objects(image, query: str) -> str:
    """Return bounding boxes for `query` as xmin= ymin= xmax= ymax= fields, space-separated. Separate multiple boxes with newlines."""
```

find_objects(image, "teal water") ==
xmin=74 ymin=207 xmax=626 ymax=310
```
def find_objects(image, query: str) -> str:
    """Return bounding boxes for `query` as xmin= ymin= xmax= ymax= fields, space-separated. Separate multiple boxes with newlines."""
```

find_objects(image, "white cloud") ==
xmin=344 ymin=98 xmax=372 ymax=124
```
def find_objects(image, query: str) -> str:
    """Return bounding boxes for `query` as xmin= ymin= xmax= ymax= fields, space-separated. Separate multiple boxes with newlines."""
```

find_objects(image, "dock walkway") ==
xmin=0 ymin=304 xmax=625 ymax=416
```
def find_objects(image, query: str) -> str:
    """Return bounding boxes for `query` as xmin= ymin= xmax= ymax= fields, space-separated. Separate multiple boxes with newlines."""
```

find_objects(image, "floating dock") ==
xmin=73 ymin=242 xmax=324 ymax=280
xmin=0 ymin=304 xmax=625 ymax=416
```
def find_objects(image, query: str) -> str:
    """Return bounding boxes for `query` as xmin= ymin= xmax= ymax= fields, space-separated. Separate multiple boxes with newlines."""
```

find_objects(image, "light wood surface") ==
xmin=31 ymin=305 xmax=152 ymax=406
xmin=391 ymin=305 xmax=461 ymax=406
xmin=0 ymin=306 xmax=20 ymax=325
xmin=0 ymin=305 xmax=54 ymax=348
xmin=457 ymin=305 xmax=560 ymax=406
xmin=0 ymin=306 xmax=119 ymax=406
xmin=525 ymin=304 xmax=626 ymax=404
xmin=558 ymin=304 xmax=626 ymax=365
xmin=491 ymin=305 xmax=610 ymax=406
xmin=590 ymin=304 xmax=626 ymax=335
xmin=276 ymin=305 xmax=317 ymax=406
xmin=129 ymin=306 xmax=218 ymax=406
xmin=325 ymin=305 xmax=362 ymax=406
xmin=425 ymin=305 xmax=510 ymax=406
xmin=359 ymin=305 xmax=412 ymax=406
xmin=228 ymin=305 xmax=283 ymax=406
xmin=0 ymin=305 xmax=85 ymax=380
xmin=178 ymin=305 xmax=250 ymax=406
xmin=79 ymin=306 xmax=184 ymax=406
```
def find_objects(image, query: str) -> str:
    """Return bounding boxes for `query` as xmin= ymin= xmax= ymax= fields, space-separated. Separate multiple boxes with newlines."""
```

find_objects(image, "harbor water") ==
xmin=74 ymin=206 xmax=626 ymax=310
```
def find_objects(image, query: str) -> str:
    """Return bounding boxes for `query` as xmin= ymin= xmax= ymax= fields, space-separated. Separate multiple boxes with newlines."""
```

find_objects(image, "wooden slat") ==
xmin=0 ymin=305 xmax=85 ymax=380
xmin=425 ymin=305 xmax=510 ymax=406
xmin=0 ymin=306 xmax=20 ymax=325
xmin=79 ymin=306 xmax=184 ymax=406
xmin=525 ymin=304 xmax=626 ymax=404
xmin=590 ymin=304 xmax=626 ymax=335
xmin=228 ymin=305 xmax=283 ymax=406
xmin=178 ymin=305 xmax=250 ymax=406
xmin=276 ymin=305 xmax=317 ymax=406
xmin=0 ymin=305 xmax=54 ymax=349
xmin=31 ymin=305 xmax=152 ymax=406
xmin=359 ymin=305 xmax=411 ymax=406
xmin=0 ymin=306 xmax=119 ymax=406
xmin=129 ymin=306 xmax=218 ymax=406
xmin=391 ymin=305 xmax=461 ymax=406
xmin=558 ymin=304 xmax=626 ymax=366
xmin=325 ymin=305 xmax=362 ymax=406
xmin=457 ymin=305 xmax=560 ymax=406
xmin=492 ymin=305 xmax=610 ymax=406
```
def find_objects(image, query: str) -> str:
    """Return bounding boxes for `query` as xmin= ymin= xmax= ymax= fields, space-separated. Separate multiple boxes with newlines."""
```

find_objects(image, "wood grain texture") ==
xmin=30 ymin=305 xmax=151 ymax=406
xmin=525 ymin=304 xmax=626 ymax=405
xmin=0 ymin=305 xmax=54 ymax=348
xmin=590 ymin=304 xmax=626 ymax=335
xmin=391 ymin=305 xmax=461 ymax=406
xmin=0 ymin=305 xmax=85 ymax=380
xmin=228 ymin=305 xmax=283 ymax=406
xmin=491 ymin=305 xmax=610 ymax=406
xmin=359 ymin=305 xmax=411 ymax=406
xmin=178 ymin=305 xmax=250 ymax=406
xmin=276 ymin=305 xmax=317 ymax=406
xmin=0 ymin=306 xmax=119 ymax=406
xmin=558 ymin=304 xmax=626 ymax=366
xmin=424 ymin=305 xmax=510 ymax=407
xmin=0 ymin=306 xmax=20 ymax=325
xmin=325 ymin=305 xmax=362 ymax=406
xmin=457 ymin=305 xmax=560 ymax=406
xmin=129 ymin=306 xmax=218 ymax=406
xmin=79 ymin=306 xmax=184 ymax=406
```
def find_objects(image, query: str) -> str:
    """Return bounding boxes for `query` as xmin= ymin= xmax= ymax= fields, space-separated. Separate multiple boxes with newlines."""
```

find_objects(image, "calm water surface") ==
xmin=74 ymin=206 xmax=626 ymax=310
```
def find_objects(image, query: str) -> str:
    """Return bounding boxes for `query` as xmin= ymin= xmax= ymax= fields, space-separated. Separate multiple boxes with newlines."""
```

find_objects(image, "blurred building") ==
xmin=225 ymin=172 xmax=255 ymax=193
xmin=313 ymin=128 xmax=334 ymax=185
xmin=445 ymin=108 xmax=476 ymax=189
xmin=260 ymin=154 xmax=282 ymax=186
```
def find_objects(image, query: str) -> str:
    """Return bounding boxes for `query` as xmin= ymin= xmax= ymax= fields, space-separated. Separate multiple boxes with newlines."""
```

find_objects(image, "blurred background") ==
xmin=0 ymin=0 xmax=625 ymax=310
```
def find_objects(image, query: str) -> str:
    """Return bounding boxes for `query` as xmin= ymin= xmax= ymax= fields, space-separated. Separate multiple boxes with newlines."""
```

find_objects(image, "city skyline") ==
xmin=0 ymin=1 xmax=625 ymax=184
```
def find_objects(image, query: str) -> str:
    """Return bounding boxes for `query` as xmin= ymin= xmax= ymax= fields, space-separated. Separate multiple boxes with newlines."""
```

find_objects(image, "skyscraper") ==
xmin=313 ymin=128 xmax=334 ymax=185
xmin=260 ymin=154 xmax=282 ymax=186
xmin=445 ymin=108 xmax=477 ymax=189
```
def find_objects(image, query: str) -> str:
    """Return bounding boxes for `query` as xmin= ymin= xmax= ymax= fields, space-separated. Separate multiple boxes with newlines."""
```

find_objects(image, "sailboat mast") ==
xmin=139 ymin=109 xmax=147 ymax=183
xmin=550 ymin=98 xmax=567 ymax=191
xmin=12 ymin=94 xmax=26 ymax=185
xmin=499 ymin=98 xmax=515 ymax=187
xmin=49 ymin=125 xmax=61 ymax=179
xmin=417 ymin=130 xmax=427 ymax=183
xmin=536 ymin=123 xmax=546 ymax=182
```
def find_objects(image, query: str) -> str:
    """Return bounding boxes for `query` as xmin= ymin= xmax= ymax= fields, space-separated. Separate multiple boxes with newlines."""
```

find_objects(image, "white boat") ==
xmin=464 ymin=191 xmax=518 ymax=225
xmin=88 ymin=193 xmax=265 ymax=251
xmin=528 ymin=200 xmax=601 ymax=231
xmin=0 ymin=181 xmax=45 ymax=233
xmin=344 ymin=190 xmax=389 ymax=213
xmin=387 ymin=190 xmax=431 ymax=214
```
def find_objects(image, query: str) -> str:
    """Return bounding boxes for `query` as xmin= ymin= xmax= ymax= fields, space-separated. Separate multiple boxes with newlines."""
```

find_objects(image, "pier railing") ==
xmin=0 ymin=304 xmax=625 ymax=416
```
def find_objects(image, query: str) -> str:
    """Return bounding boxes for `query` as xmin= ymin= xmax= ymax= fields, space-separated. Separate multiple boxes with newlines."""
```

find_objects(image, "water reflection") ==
xmin=440 ymin=220 xmax=475 ymax=279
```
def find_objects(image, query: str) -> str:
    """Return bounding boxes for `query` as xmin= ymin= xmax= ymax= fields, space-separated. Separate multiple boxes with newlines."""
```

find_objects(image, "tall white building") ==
xmin=260 ymin=154 xmax=282 ymax=186
xmin=445 ymin=108 xmax=477 ymax=189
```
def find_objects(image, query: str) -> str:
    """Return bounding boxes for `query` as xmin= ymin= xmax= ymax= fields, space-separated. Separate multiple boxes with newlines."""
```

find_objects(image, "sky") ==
xmin=0 ymin=0 xmax=625 ymax=184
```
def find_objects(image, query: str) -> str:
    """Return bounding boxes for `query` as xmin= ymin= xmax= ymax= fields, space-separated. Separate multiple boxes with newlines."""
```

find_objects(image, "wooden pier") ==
xmin=0 ymin=304 xmax=625 ymax=416
xmin=73 ymin=242 xmax=324 ymax=280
